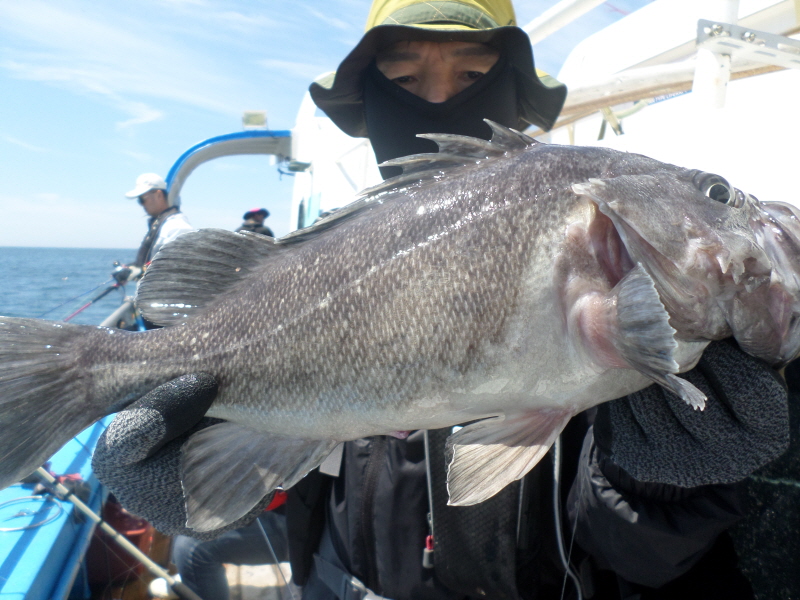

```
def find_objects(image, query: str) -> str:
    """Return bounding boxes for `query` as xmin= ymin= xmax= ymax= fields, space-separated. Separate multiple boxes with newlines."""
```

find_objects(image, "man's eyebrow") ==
xmin=451 ymin=45 xmax=498 ymax=57
xmin=376 ymin=50 xmax=420 ymax=63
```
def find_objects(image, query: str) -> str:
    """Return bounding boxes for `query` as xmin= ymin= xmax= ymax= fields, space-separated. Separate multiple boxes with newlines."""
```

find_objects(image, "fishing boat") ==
xmin=1 ymin=0 xmax=797 ymax=598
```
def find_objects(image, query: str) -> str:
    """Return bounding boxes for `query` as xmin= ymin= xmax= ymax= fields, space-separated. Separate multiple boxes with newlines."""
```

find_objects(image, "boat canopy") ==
xmin=165 ymin=130 xmax=292 ymax=206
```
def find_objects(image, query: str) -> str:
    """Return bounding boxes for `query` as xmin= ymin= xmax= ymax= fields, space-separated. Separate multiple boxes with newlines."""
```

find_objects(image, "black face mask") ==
xmin=363 ymin=55 xmax=520 ymax=179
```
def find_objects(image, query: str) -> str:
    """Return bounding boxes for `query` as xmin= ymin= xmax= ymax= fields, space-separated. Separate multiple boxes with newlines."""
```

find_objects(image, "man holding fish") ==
xmin=4 ymin=0 xmax=790 ymax=598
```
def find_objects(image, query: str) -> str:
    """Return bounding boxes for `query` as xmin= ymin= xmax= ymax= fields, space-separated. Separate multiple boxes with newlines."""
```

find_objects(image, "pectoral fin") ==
xmin=614 ymin=264 xmax=707 ymax=410
xmin=181 ymin=423 xmax=338 ymax=532
xmin=446 ymin=409 xmax=573 ymax=506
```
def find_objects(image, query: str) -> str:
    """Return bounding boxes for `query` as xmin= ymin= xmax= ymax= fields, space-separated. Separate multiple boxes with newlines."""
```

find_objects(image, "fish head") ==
xmin=573 ymin=169 xmax=800 ymax=366
xmin=751 ymin=199 xmax=800 ymax=364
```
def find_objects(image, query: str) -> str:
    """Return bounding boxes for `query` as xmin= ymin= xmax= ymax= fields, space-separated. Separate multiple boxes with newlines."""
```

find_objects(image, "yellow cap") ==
xmin=365 ymin=0 xmax=516 ymax=31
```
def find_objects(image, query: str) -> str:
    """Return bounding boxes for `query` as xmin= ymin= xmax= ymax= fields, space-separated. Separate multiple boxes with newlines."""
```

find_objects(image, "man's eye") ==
xmin=392 ymin=75 xmax=416 ymax=84
xmin=465 ymin=71 xmax=485 ymax=80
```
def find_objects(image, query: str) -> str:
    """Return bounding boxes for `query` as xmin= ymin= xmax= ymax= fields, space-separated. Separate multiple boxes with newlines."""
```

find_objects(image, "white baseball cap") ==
xmin=125 ymin=173 xmax=167 ymax=199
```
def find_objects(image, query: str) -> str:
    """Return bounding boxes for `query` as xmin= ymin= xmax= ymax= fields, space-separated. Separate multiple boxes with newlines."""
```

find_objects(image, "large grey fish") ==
xmin=2 ymin=122 xmax=800 ymax=532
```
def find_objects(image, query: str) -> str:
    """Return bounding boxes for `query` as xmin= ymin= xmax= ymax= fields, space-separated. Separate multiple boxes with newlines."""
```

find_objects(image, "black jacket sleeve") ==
xmin=567 ymin=426 xmax=746 ymax=588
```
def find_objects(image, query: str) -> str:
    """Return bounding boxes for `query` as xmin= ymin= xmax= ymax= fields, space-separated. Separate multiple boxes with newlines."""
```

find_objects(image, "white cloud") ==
xmin=115 ymin=102 xmax=165 ymax=130
xmin=258 ymin=58 xmax=332 ymax=82
xmin=302 ymin=6 xmax=353 ymax=32
xmin=2 ymin=59 xmax=167 ymax=129
xmin=214 ymin=11 xmax=278 ymax=31
xmin=120 ymin=150 xmax=153 ymax=163
xmin=157 ymin=0 xmax=210 ymax=6
xmin=34 ymin=193 xmax=62 ymax=203
xmin=2 ymin=135 xmax=48 ymax=153
xmin=0 ymin=1 xmax=266 ymax=122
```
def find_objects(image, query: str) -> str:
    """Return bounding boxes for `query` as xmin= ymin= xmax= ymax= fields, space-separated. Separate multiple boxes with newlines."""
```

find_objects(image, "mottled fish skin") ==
xmin=80 ymin=145 xmax=682 ymax=438
xmin=2 ymin=124 xmax=799 ymax=528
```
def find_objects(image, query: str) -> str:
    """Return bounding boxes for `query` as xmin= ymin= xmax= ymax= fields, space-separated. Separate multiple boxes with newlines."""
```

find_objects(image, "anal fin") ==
xmin=614 ymin=264 xmax=706 ymax=410
xmin=181 ymin=423 xmax=338 ymax=532
xmin=446 ymin=409 xmax=573 ymax=506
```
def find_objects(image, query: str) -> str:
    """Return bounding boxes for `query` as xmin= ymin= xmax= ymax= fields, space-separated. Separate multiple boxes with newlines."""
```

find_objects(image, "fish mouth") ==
xmin=588 ymin=205 xmax=635 ymax=290
xmin=580 ymin=180 xmax=800 ymax=366
xmin=754 ymin=201 xmax=800 ymax=364
xmin=585 ymin=199 xmax=709 ymax=338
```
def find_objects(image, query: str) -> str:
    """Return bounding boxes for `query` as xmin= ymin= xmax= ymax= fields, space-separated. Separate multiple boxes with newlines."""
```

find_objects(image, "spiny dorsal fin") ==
xmin=416 ymin=134 xmax=500 ymax=159
xmin=361 ymin=119 xmax=541 ymax=197
xmin=484 ymin=120 xmax=539 ymax=149
xmin=137 ymin=229 xmax=282 ymax=326
xmin=278 ymin=196 xmax=380 ymax=245
xmin=272 ymin=122 xmax=542 ymax=247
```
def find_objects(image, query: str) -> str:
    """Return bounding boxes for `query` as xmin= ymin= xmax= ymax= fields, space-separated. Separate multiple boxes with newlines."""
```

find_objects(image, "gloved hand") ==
xmin=92 ymin=373 xmax=274 ymax=540
xmin=594 ymin=338 xmax=790 ymax=488
xmin=112 ymin=264 xmax=142 ymax=285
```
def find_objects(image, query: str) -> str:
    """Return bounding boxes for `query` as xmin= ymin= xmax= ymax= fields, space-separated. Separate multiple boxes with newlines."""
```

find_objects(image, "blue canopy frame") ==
xmin=165 ymin=130 xmax=292 ymax=206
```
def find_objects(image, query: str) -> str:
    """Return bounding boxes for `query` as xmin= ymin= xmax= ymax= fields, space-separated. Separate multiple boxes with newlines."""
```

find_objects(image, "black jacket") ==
xmin=287 ymin=411 xmax=755 ymax=600
xmin=236 ymin=221 xmax=274 ymax=237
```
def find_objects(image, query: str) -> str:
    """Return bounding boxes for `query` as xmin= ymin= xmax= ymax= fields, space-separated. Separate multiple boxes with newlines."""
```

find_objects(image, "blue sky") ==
xmin=0 ymin=0 xmax=649 ymax=250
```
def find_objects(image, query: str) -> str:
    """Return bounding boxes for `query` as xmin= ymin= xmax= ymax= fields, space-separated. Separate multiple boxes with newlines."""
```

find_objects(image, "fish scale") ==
xmin=2 ymin=122 xmax=800 ymax=532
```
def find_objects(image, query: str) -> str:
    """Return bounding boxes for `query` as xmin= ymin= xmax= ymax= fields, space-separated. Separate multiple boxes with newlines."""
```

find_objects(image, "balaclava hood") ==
xmin=363 ymin=54 xmax=519 ymax=177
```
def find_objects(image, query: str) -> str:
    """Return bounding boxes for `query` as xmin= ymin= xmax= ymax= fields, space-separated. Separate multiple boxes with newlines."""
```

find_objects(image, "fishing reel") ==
xmin=112 ymin=261 xmax=143 ymax=285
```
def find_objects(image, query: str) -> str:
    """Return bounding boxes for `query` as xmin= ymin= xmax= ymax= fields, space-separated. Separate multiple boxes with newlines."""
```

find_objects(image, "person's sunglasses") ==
xmin=137 ymin=191 xmax=153 ymax=205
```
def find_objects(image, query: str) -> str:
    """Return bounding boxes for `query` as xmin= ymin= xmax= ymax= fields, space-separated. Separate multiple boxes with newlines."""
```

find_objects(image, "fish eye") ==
xmin=694 ymin=172 xmax=734 ymax=205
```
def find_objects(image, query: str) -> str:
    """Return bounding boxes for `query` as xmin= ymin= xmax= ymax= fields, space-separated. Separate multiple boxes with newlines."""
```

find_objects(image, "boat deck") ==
xmin=224 ymin=563 xmax=296 ymax=600
xmin=89 ymin=532 xmax=295 ymax=600
xmin=0 ymin=420 xmax=108 ymax=600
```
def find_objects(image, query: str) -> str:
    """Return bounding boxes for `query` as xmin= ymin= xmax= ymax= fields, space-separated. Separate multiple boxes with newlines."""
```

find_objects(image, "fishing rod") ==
xmin=37 ymin=278 xmax=117 ymax=319
xmin=34 ymin=468 xmax=205 ymax=600
xmin=62 ymin=282 xmax=123 ymax=322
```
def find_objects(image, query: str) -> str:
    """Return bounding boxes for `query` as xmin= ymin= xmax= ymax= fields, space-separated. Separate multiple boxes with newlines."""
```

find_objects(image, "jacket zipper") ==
xmin=359 ymin=435 xmax=387 ymax=590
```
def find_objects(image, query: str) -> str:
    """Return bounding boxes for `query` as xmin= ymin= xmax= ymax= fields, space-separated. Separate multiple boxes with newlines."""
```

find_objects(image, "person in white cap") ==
xmin=115 ymin=173 xmax=195 ymax=284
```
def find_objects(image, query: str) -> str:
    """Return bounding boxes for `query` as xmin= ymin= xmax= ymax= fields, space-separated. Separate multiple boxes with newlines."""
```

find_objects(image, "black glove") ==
xmin=594 ymin=339 xmax=790 ymax=488
xmin=92 ymin=373 xmax=274 ymax=539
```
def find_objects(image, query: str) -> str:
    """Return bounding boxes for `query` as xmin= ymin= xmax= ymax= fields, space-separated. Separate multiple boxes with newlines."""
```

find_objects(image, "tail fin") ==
xmin=0 ymin=317 xmax=111 ymax=489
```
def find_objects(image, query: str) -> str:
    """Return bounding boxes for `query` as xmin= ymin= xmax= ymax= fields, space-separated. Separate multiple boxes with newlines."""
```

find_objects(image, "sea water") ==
xmin=0 ymin=247 xmax=137 ymax=325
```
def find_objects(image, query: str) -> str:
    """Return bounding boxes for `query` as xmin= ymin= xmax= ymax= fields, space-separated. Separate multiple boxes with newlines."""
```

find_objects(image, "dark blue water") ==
xmin=0 ymin=247 xmax=137 ymax=325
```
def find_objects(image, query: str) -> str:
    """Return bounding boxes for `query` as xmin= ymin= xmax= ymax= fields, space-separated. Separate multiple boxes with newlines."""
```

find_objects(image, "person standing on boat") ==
xmin=113 ymin=172 xmax=194 ymax=285
xmin=92 ymin=1 xmax=789 ymax=599
xmin=149 ymin=497 xmax=296 ymax=600
xmin=236 ymin=207 xmax=274 ymax=237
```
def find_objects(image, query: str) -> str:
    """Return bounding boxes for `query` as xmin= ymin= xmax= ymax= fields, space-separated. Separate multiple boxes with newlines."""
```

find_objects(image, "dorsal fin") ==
xmin=362 ymin=119 xmax=541 ymax=197
xmin=202 ymin=123 xmax=541 ymax=260
xmin=278 ymin=192 xmax=384 ymax=245
xmin=136 ymin=229 xmax=282 ymax=326
xmin=483 ymin=120 xmax=539 ymax=150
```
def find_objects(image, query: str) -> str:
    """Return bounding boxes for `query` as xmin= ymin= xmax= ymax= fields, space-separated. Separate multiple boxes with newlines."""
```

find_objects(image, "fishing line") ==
xmin=553 ymin=435 xmax=583 ymax=600
xmin=34 ymin=468 xmax=205 ymax=600
xmin=73 ymin=438 xmax=95 ymax=460
xmin=0 ymin=495 xmax=63 ymax=531
xmin=37 ymin=278 xmax=116 ymax=318
xmin=256 ymin=516 xmax=298 ymax=600
xmin=560 ymin=509 xmax=580 ymax=600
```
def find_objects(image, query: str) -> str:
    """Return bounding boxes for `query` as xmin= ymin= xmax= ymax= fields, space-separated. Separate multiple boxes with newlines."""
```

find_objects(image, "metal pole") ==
xmin=99 ymin=298 xmax=136 ymax=328
xmin=35 ymin=468 xmax=205 ymax=600
xmin=692 ymin=0 xmax=740 ymax=108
